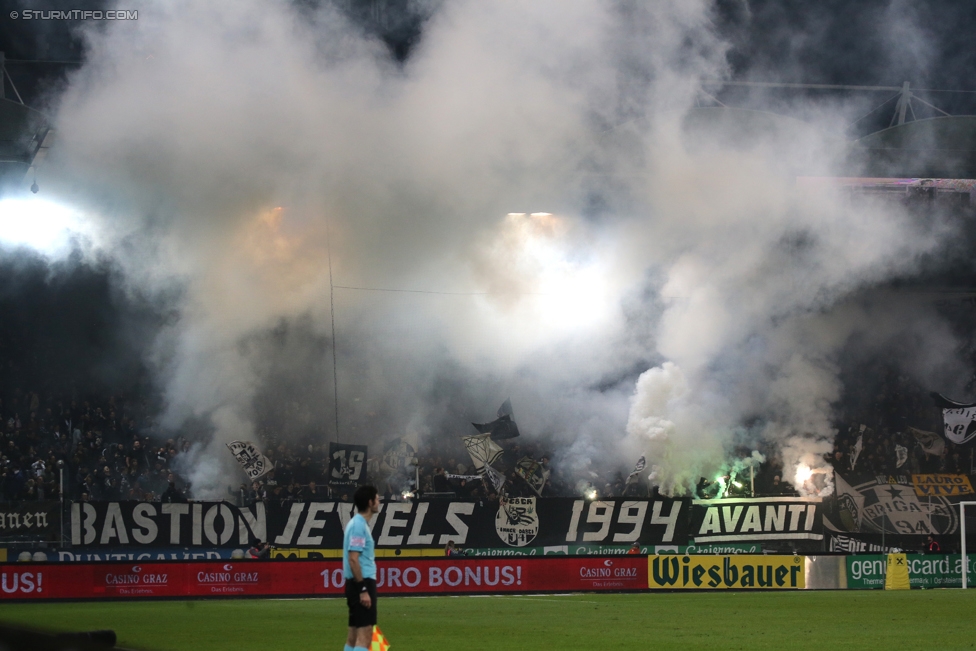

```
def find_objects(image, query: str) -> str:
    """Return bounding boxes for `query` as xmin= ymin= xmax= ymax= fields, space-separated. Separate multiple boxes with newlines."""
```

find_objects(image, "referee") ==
xmin=343 ymin=485 xmax=380 ymax=651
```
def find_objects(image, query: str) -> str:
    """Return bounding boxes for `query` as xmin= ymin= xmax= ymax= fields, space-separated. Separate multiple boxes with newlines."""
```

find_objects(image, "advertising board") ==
xmin=0 ymin=556 xmax=648 ymax=600
xmin=846 ymin=554 xmax=976 ymax=589
xmin=647 ymin=554 xmax=805 ymax=589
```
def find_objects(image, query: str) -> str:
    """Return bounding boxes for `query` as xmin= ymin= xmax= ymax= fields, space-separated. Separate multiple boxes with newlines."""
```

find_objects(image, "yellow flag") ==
xmin=371 ymin=626 xmax=390 ymax=651
xmin=884 ymin=553 xmax=910 ymax=590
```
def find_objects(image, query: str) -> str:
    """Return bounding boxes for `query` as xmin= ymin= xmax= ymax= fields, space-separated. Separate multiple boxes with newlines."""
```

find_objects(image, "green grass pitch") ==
xmin=3 ymin=591 xmax=976 ymax=651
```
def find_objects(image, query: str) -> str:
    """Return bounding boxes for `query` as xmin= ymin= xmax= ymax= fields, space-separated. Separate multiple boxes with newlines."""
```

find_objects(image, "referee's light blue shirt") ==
xmin=342 ymin=512 xmax=376 ymax=580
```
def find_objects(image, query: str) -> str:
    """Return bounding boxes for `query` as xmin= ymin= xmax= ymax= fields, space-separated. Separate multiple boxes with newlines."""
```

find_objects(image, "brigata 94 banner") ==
xmin=0 ymin=556 xmax=648 ymax=600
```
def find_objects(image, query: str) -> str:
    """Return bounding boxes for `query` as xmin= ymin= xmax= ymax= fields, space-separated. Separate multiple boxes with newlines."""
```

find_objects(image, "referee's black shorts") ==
xmin=345 ymin=578 xmax=377 ymax=628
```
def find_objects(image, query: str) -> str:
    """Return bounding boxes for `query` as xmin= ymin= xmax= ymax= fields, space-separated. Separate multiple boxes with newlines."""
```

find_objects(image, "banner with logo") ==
xmin=690 ymin=498 xmax=823 ymax=544
xmin=826 ymin=472 xmax=966 ymax=538
xmin=68 ymin=498 xmax=691 ymax=549
xmin=0 ymin=556 xmax=648 ymax=600
xmin=846 ymin=554 xmax=976 ymax=589
xmin=268 ymin=497 xmax=691 ymax=549
xmin=327 ymin=443 xmax=367 ymax=485
xmin=648 ymin=554 xmax=804 ymax=589
xmin=0 ymin=501 xmax=60 ymax=542
xmin=826 ymin=532 xmax=928 ymax=554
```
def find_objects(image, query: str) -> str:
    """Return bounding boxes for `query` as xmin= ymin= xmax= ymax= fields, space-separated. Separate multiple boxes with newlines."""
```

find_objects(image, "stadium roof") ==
xmin=850 ymin=116 xmax=976 ymax=179
xmin=0 ymin=97 xmax=51 ymax=193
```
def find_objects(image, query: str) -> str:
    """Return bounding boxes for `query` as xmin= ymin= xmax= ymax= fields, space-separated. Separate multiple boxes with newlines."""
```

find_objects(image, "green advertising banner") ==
xmin=847 ymin=554 xmax=976 ymax=589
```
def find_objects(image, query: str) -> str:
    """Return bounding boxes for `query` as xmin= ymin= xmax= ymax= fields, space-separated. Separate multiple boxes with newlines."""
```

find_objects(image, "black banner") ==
xmin=272 ymin=497 xmax=691 ymax=549
xmin=826 ymin=532 xmax=943 ymax=554
xmin=328 ymin=443 xmax=367 ymax=485
xmin=70 ymin=501 xmax=264 ymax=547
xmin=690 ymin=498 xmax=823 ymax=544
xmin=0 ymin=501 xmax=60 ymax=541
xmin=70 ymin=498 xmax=691 ymax=549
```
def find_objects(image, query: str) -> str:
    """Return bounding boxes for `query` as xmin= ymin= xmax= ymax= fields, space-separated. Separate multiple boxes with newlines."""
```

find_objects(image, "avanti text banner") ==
xmin=648 ymin=554 xmax=805 ymax=589
xmin=0 ymin=556 xmax=648 ymax=600
xmin=846 ymin=554 xmax=976 ymax=589
xmin=690 ymin=498 xmax=822 ymax=543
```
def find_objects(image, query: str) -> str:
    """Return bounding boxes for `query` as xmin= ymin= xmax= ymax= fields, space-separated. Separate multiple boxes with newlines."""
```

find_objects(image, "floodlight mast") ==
xmin=960 ymin=501 xmax=976 ymax=589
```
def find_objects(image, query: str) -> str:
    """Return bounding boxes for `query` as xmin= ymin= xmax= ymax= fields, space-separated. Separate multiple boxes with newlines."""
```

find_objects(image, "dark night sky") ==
xmin=3 ymin=0 xmax=975 ymax=106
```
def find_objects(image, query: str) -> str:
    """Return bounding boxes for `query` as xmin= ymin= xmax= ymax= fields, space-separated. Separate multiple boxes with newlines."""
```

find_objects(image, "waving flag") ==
xmin=626 ymin=456 xmax=647 ymax=485
xmin=472 ymin=398 xmax=521 ymax=440
xmin=515 ymin=457 xmax=550 ymax=495
xmin=463 ymin=433 xmax=504 ymax=470
xmin=226 ymin=441 xmax=274 ymax=480
xmin=909 ymin=426 xmax=945 ymax=456
xmin=482 ymin=463 xmax=506 ymax=493
xmin=895 ymin=444 xmax=908 ymax=468
xmin=932 ymin=393 xmax=976 ymax=446
xmin=380 ymin=437 xmax=417 ymax=474
xmin=850 ymin=432 xmax=863 ymax=471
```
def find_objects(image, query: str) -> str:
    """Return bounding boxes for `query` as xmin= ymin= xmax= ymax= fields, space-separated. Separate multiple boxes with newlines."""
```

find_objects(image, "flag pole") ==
xmin=327 ymin=219 xmax=340 ymax=444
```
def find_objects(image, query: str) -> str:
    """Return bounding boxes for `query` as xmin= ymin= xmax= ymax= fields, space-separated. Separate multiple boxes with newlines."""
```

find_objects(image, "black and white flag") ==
xmin=895 ymin=444 xmax=908 ymax=468
xmin=909 ymin=426 xmax=945 ymax=456
xmin=626 ymin=456 xmax=647 ymax=485
xmin=850 ymin=431 xmax=864 ymax=471
xmin=482 ymin=463 xmax=506 ymax=493
xmin=380 ymin=437 xmax=417 ymax=475
xmin=472 ymin=398 xmax=521 ymax=440
xmin=328 ymin=443 xmax=368 ymax=485
xmin=932 ymin=393 xmax=976 ymax=446
xmin=833 ymin=472 xmax=864 ymax=532
xmin=226 ymin=441 xmax=275 ymax=480
xmin=463 ymin=433 xmax=504 ymax=470
xmin=515 ymin=457 xmax=550 ymax=496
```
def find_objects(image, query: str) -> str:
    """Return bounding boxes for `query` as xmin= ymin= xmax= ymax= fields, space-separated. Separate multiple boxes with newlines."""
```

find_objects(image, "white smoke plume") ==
xmin=33 ymin=0 xmax=967 ymax=496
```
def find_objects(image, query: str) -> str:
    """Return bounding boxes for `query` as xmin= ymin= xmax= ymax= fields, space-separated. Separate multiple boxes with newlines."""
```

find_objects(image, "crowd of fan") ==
xmin=829 ymin=423 xmax=970 ymax=476
xmin=0 ymin=388 xmax=191 ymax=503
xmin=4 ymin=372 xmax=974 ymax=507
xmin=239 ymin=437 xmax=648 ymax=506
xmin=827 ymin=369 xmax=972 ymax=477
xmin=236 ymin=438 xmax=354 ymax=506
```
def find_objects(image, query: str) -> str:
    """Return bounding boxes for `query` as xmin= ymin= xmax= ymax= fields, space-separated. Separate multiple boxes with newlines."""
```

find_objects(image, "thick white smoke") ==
xmin=36 ymin=0 xmax=965 ymax=496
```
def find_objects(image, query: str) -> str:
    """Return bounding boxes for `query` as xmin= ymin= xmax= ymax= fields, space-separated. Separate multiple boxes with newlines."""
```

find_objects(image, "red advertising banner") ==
xmin=0 ymin=556 xmax=647 ymax=601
